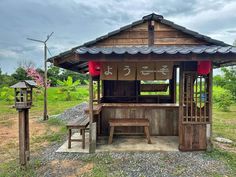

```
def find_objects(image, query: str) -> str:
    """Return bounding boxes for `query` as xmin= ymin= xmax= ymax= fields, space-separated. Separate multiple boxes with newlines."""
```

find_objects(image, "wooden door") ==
xmin=179 ymin=67 xmax=212 ymax=151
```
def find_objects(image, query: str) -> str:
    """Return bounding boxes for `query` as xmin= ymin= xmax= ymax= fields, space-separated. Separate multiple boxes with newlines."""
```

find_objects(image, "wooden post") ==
xmin=207 ymin=67 xmax=213 ymax=151
xmin=148 ymin=20 xmax=154 ymax=46
xmin=178 ymin=63 xmax=184 ymax=150
xmin=97 ymin=79 xmax=100 ymax=104
xmin=170 ymin=66 xmax=177 ymax=103
xmin=18 ymin=109 xmax=30 ymax=166
xmin=89 ymin=75 xmax=95 ymax=153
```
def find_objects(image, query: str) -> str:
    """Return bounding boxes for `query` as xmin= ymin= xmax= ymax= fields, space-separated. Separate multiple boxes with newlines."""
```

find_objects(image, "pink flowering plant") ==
xmin=25 ymin=67 xmax=50 ymax=101
xmin=26 ymin=67 xmax=50 ymax=87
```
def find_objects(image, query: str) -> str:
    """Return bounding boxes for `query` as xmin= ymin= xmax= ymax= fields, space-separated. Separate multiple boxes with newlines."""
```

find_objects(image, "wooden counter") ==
xmin=101 ymin=103 xmax=179 ymax=136
xmin=102 ymin=103 xmax=179 ymax=108
xmin=84 ymin=104 xmax=102 ymax=115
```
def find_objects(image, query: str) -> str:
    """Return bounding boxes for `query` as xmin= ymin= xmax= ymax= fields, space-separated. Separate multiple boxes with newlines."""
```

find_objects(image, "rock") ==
xmin=215 ymin=137 xmax=233 ymax=144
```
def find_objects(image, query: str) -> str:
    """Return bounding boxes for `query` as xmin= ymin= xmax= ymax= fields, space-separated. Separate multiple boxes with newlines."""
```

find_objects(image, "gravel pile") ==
xmin=57 ymin=102 xmax=88 ymax=122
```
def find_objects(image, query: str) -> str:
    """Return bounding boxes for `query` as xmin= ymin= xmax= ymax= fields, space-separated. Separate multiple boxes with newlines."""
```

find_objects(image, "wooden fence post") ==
xmin=18 ymin=109 xmax=30 ymax=166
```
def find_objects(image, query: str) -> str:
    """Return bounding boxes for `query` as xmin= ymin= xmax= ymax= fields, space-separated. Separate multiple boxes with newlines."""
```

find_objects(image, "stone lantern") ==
xmin=11 ymin=80 xmax=36 ymax=109
xmin=11 ymin=80 xmax=36 ymax=166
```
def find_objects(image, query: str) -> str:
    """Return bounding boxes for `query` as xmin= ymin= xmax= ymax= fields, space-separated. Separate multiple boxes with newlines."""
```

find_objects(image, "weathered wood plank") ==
xmin=154 ymin=22 xmax=177 ymax=31
xmin=112 ymin=31 xmax=148 ymax=39
xmin=101 ymin=107 xmax=179 ymax=136
xmin=96 ymin=38 xmax=148 ymax=45
xmin=154 ymin=38 xmax=206 ymax=45
xmin=89 ymin=76 xmax=95 ymax=153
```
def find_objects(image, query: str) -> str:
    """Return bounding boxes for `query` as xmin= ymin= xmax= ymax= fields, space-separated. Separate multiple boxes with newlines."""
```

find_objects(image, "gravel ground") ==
xmin=57 ymin=102 xmax=88 ymax=123
xmin=35 ymin=103 xmax=231 ymax=176
xmin=35 ymin=142 xmax=231 ymax=177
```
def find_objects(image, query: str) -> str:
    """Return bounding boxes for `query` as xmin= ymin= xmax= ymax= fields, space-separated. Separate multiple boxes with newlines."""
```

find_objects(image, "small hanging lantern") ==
xmin=197 ymin=61 xmax=212 ymax=75
xmin=11 ymin=80 xmax=37 ymax=110
xmin=88 ymin=61 xmax=101 ymax=76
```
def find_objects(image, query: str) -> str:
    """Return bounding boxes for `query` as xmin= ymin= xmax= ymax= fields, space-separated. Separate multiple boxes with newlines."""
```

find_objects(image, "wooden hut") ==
xmin=49 ymin=13 xmax=236 ymax=151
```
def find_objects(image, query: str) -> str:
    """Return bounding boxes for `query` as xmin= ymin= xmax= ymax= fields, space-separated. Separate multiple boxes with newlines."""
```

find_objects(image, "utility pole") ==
xmin=27 ymin=32 xmax=54 ymax=120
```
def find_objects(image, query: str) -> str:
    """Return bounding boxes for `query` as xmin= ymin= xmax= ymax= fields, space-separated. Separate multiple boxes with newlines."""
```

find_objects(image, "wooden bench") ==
xmin=66 ymin=117 xmax=89 ymax=149
xmin=108 ymin=118 xmax=152 ymax=144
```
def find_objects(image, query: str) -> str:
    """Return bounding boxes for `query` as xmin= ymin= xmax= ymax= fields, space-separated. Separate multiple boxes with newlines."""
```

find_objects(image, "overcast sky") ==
xmin=0 ymin=0 xmax=236 ymax=74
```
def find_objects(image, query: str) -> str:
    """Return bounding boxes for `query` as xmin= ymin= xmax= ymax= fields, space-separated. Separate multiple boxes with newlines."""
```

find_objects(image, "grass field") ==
xmin=0 ymin=86 xmax=235 ymax=176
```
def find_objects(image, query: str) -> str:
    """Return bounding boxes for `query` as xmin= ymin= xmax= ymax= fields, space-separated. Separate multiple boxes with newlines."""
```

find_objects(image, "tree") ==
xmin=214 ymin=66 xmax=236 ymax=100
xmin=26 ymin=67 xmax=44 ymax=87
xmin=213 ymin=75 xmax=225 ymax=87
xmin=221 ymin=66 xmax=236 ymax=99
xmin=47 ymin=65 xmax=62 ymax=86
xmin=61 ymin=70 xmax=88 ymax=85
xmin=11 ymin=67 xmax=31 ymax=81
xmin=0 ymin=68 xmax=17 ymax=87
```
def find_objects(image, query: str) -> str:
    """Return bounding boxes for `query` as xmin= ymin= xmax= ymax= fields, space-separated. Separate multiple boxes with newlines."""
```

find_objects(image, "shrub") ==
xmin=213 ymin=86 xmax=233 ymax=111
xmin=0 ymin=87 xmax=14 ymax=104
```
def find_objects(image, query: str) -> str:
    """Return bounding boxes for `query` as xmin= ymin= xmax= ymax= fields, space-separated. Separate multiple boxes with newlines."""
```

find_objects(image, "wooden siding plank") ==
xmin=154 ymin=38 xmax=206 ymax=45
xmin=101 ymin=107 xmax=178 ymax=136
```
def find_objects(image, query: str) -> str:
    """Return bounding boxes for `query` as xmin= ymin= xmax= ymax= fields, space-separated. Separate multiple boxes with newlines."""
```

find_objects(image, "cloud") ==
xmin=0 ymin=0 xmax=236 ymax=73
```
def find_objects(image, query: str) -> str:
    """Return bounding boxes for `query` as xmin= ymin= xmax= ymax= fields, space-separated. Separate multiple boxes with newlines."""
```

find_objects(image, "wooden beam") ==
xmin=53 ymin=52 xmax=77 ymax=65
xmin=148 ymin=20 xmax=154 ymax=46
xmin=170 ymin=66 xmax=177 ymax=103
xmin=97 ymin=79 xmax=100 ymax=104
xmin=78 ymin=53 xmax=236 ymax=63
xmin=178 ymin=63 xmax=184 ymax=150
xmin=207 ymin=67 xmax=213 ymax=151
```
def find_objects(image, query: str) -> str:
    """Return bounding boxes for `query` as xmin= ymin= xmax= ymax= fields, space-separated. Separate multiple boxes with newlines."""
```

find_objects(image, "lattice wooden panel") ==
xmin=182 ymin=72 xmax=210 ymax=124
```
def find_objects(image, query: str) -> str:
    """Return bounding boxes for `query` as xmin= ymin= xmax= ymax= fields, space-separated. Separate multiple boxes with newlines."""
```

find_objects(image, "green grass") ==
xmin=205 ymin=148 xmax=236 ymax=176
xmin=0 ymin=86 xmax=88 ymax=177
xmin=0 ymin=86 xmax=89 ymax=121
xmin=81 ymin=153 xmax=118 ymax=177
xmin=207 ymin=104 xmax=236 ymax=176
xmin=0 ymin=85 xmax=235 ymax=176
xmin=0 ymin=158 xmax=42 ymax=177
xmin=212 ymin=104 xmax=236 ymax=142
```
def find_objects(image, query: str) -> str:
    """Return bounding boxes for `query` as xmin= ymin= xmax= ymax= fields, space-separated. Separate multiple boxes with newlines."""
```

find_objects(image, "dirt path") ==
xmin=0 ymin=114 xmax=60 ymax=164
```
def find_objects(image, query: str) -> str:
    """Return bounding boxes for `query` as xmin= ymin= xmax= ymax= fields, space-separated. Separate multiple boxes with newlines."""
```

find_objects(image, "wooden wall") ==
xmin=96 ymin=22 xmax=148 ymax=47
xmin=101 ymin=107 xmax=178 ymax=136
xmin=93 ymin=21 xmax=208 ymax=47
xmin=154 ymin=22 xmax=207 ymax=45
xmin=179 ymin=124 xmax=207 ymax=151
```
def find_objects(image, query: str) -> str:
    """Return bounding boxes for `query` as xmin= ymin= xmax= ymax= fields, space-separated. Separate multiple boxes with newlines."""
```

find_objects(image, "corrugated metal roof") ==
xmin=48 ymin=13 xmax=230 ymax=62
xmin=76 ymin=46 xmax=236 ymax=55
xmin=11 ymin=80 xmax=37 ymax=88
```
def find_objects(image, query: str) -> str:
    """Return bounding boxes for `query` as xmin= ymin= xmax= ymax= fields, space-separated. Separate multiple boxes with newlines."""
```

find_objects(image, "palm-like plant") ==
xmin=57 ymin=76 xmax=80 ymax=101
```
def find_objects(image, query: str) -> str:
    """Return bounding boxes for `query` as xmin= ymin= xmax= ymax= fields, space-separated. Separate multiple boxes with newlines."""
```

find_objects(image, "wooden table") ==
xmin=85 ymin=104 xmax=103 ymax=135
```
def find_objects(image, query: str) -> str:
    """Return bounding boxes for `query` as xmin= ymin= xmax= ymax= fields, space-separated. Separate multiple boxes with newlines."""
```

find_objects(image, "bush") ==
xmin=213 ymin=86 xmax=233 ymax=111
xmin=0 ymin=87 xmax=14 ymax=104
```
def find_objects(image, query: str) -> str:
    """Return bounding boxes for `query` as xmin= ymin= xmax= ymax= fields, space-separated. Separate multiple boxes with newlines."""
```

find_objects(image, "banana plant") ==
xmin=57 ymin=76 xmax=80 ymax=101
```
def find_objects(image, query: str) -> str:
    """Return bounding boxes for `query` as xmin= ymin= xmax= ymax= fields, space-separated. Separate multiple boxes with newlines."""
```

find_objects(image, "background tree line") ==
xmin=0 ymin=64 xmax=89 ymax=87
